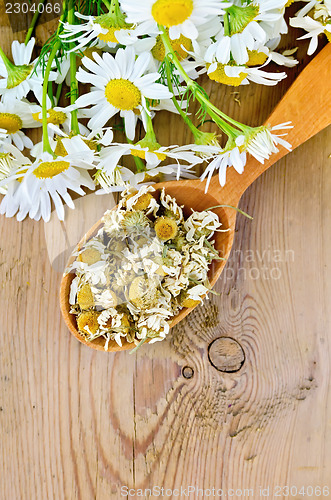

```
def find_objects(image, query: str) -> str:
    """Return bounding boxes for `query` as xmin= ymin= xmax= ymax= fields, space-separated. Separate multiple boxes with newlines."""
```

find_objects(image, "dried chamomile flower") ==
xmin=77 ymin=310 xmax=101 ymax=337
xmin=123 ymin=186 xmax=158 ymax=215
xmin=129 ymin=192 xmax=153 ymax=211
xmin=184 ymin=210 xmax=222 ymax=241
xmin=77 ymin=283 xmax=94 ymax=310
xmin=113 ymin=313 xmax=131 ymax=334
xmin=172 ymin=233 xmax=187 ymax=251
xmin=102 ymin=209 xmax=124 ymax=236
xmin=160 ymin=188 xmax=184 ymax=221
xmin=93 ymin=288 xmax=118 ymax=308
xmin=78 ymin=247 xmax=101 ymax=265
xmin=180 ymin=291 xmax=202 ymax=308
xmin=154 ymin=217 xmax=178 ymax=241
xmin=98 ymin=307 xmax=122 ymax=330
xmin=121 ymin=210 xmax=151 ymax=229
xmin=128 ymin=275 xmax=159 ymax=309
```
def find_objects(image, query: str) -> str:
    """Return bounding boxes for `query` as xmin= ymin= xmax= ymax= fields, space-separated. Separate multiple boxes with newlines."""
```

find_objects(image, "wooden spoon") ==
xmin=60 ymin=43 xmax=331 ymax=352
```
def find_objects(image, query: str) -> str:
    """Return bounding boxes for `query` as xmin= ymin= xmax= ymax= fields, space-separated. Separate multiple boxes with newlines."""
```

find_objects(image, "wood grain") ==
xmin=1 ymin=3 xmax=331 ymax=499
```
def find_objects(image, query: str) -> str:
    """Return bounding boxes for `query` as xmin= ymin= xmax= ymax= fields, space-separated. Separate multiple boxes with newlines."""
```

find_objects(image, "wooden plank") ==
xmin=1 ymin=2 xmax=331 ymax=499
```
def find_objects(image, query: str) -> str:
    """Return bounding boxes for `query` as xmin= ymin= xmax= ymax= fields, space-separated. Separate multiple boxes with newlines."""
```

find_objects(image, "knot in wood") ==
xmin=182 ymin=366 xmax=194 ymax=379
xmin=208 ymin=337 xmax=245 ymax=373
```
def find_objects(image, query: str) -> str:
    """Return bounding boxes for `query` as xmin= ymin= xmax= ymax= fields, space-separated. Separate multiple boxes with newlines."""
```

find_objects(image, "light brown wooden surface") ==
xmin=1 ymin=3 xmax=331 ymax=500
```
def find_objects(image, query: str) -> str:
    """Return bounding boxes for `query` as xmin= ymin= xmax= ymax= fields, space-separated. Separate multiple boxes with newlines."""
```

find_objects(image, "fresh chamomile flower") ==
xmin=60 ymin=6 xmax=139 ymax=52
xmin=205 ymin=0 xmax=288 ymax=65
xmin=95 ymin=165 xmax=134 ymax=193
xmin=0 ymin=138 xmax=96 ymax=222
xmin=249 ymin=40 xmax=299 ymax=68
xmin=75 ymin=46 xmax=172 ymax=140
xmin=0 ymin=145 xmax=23 ymax=194
xmin=200 ymin=146 xmax=247 ymax=191
xmin=120 ymin=0 xmax=230 ymax=40
xmin=236 ymin=122 xmax=292 ymax=164
xmin=31 ymin=105 xmax=89 ymax=138
xmin=97 ymin=138 xmax=203 ymax=174
xmin=206 ymin=60 xmax=287 ymax=86
xmin=45 ymin=124 xmax=114 ymax=151
xmin=180 ymin=17 xmax=224 ymax=79
xmin=290 ymin=2 xmax=331 ymax=54
xmin=0 ymin=144 xmax=34 ymax=218
xmin=130 ymin=163 xmax=193 ymax=185
xmin=0 ymin=38 xmax=56 ymax=103
xmin=0 ymin=99 xmax=41 ymax=150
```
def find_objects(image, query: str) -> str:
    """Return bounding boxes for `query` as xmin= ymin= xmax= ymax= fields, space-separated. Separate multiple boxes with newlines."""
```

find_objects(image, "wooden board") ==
xmin=1 ymin=2 xmax=331 ymax=499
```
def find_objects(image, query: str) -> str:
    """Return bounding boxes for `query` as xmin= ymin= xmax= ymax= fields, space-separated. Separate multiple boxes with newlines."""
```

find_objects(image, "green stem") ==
xmin=129 ymin=337 xmax=148 ymax=354
xmin=144 ymin=108 xmax=157 ymax=141
xmin=204 ymin=204 xmax=253 ymax=219
xmin=160 ymin=27 xmax=251 ymax=137
xmin=164 ymin=57 xmax=202 ymax=140
xmin=55 ymin=82 xmax=63 ymax=105
xmin=25 ymin=0 xmax=47 ymax=45
xmin=102 ymin=0 xmax=111 ymax=9
xmin=110 ymin=0 xmax=122 ymax=15
xmin=125 ymin=130 xmax=146 ymax=173
xmin=132 ymin=155 xmax=145 ymax=173
xmin=42 ymin=41 xmax=61 ymax=154
xmin=48 ymin=81 xmax=55 ymax=107
xmin=42 ymin=0 xmax=67 ymax=154
xmin=68 ymin=0 xmax=80 ymax=134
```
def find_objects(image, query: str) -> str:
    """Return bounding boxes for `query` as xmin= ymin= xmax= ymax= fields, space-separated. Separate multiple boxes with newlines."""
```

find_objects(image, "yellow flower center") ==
xmin=0 ymin=113 xmax=22 ymax=134
xmin=285 ymin=0 xmax=294 ymax=6
xmin=154 ymin=216 xmax=178 ymax=240
xmin=33 ymin=160 xmax=70 ymax=179
xmin=98 ymin=26 xmax=122 ymax=43
xmin=77 ymin=283 xmax=95 ymax=310
xmin=97 ymin=26 xmax=132 ymax=43
xmin=17 ymin=168 xmax=29 ymax=183
xmin=84 ymin=138 xmax=98 ymax=151
xmin=325 ymin=29 xmax=331 ymax=43
xmin=207 ymin=63 xmax=248 ymax=87
xmin=77 ymin=310 xmax=100 ymax=336
xmin=54 ymin=138 xmax=68 ymax=157
xmin=152 ymin=31 xmax=192 ymax=61
xmin=151 ymin=0 xmax=194 ymax=27
xmin=105 ymin=79 xmax=141 ymax=110
xmin=78 ymin=248 xmax=101 ymax=265
xmin=32 ymin=109 xmax=67 ymax=125
xmin=130 ymin=148 xmax=167 ymax=161
xmin=181 ymin=296 xmax=201 ymax=308
xmin=246 ymin=50 xmax=268 ymax=67
xmin=128 ymin=192 xmax=153 ymax=210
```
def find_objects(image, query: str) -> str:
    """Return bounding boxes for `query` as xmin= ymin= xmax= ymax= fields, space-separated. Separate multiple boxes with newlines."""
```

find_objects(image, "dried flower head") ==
xmin=121 ymin=210 xmax=150 ymax=229
xmin=129 ymin=276 xmax=159 ymax=309
xmin=154 ymin=217 xmax=178 ymax=241
xmin=130 ymin=192 xmax=153 ymax=211
xmin=78 ymin=248 xmax=101 ymax=265
xmin=77 ymin=283 xmax=94 ymax=310
xmin=77 ymin=310 xmax=100 ymax=336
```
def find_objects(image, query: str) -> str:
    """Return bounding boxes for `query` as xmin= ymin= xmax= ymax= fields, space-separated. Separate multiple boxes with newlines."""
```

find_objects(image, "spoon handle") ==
xmin=208 ymin=43 xmax=331 ymax=205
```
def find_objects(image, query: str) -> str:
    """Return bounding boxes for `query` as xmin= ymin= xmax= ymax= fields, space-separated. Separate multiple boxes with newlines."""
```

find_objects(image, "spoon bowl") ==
xmin=60 ymin=43 xmax=331 ymax=351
